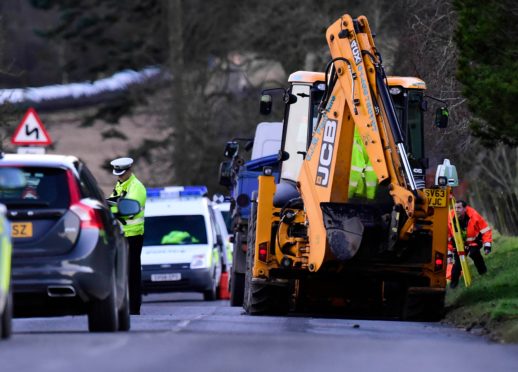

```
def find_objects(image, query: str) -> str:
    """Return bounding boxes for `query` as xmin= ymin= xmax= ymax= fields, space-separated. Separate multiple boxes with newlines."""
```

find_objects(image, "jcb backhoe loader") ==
xmin=244 ymin=14 xmax=455 ymax=320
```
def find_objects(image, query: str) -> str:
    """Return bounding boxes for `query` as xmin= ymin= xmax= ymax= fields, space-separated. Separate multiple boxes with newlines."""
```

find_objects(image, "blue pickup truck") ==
xmin=218 ymin=123 xmax=281 ymax=306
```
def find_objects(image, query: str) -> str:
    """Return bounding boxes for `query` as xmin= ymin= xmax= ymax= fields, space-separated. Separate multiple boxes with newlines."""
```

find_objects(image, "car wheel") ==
xmin=1 ymin=290 xmax=13 ymax=339
xmin=117 ymin=283 xmax=131 ymax=331
xmin=88 ymin=275 xmax=118 ymax=332
xmin=203 ymin=276 xmax=217 ymax=301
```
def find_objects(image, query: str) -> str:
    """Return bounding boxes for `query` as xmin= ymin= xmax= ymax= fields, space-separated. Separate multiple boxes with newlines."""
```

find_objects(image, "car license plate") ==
xmin=11 ymin=222 xmax=33 ymax=238
xmin=424 ymin=189 xmax=447 ymax=208
xmin=151 ymin=273 xmax=182 ymax=282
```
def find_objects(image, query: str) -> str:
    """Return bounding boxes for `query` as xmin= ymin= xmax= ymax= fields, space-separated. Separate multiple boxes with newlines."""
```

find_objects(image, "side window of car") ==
xmin=78 ymin=164 xmax=105 ymax=203
xmin=77 ymin=171 xmax=93 ymax=199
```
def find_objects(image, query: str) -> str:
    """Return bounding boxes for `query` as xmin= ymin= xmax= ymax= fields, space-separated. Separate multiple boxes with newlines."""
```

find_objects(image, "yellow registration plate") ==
xmin=424 ymin=189 xmax=447 ymax=208
xmin=11 ymin=222 xmax=33 ymax=238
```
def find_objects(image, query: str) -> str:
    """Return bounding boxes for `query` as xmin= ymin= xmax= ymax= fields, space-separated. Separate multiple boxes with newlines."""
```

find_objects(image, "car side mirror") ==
xmin=434 ymin=107 xmax=449 ymax=128
xmin=0 ymin=168 xmax=26 ymax=189
xmin=224 ymin=141 xmax=239 ymax=158
xmin=118 ymin=198 xmax=141 ymax=216
xmin=260 ymin=94 xmax=273 ymax=115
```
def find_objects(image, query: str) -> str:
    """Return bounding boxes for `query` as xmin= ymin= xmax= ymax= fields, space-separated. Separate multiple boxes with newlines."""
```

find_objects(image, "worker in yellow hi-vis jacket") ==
xmin=349 ymin=128 xmax=377 ymax=200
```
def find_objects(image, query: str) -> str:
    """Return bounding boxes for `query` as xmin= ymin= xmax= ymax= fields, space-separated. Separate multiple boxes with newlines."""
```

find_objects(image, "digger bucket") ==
xmin=320 ymin=203 xmax=381 ymax=261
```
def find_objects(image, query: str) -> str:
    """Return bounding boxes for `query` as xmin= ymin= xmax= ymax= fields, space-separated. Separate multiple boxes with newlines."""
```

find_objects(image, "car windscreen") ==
xmin=144 ymin=215 xmax=208 ymax=246
xmin=0 ymin=166 xmax=70 ymax=209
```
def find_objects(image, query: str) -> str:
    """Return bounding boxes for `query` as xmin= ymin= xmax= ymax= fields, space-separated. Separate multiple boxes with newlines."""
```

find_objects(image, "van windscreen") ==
xmin=144 ymin=215 xmax=208 ymax=246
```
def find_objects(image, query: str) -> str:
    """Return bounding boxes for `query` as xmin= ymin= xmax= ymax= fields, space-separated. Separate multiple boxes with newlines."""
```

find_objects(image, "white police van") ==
xmin=141 ymin=186 xmax=224 ymax=300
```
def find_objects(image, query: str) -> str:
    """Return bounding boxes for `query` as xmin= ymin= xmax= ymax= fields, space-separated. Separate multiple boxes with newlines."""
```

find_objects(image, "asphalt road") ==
xmin=1 ymin=293 xmax=517 ymax=372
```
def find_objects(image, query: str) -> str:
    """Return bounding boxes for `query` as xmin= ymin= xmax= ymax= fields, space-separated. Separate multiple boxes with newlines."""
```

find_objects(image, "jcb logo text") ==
xmin=315 ymin=119 xmax=337 ymax=187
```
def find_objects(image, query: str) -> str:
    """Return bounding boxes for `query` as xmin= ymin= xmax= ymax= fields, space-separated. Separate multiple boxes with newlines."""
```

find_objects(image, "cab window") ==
xmin=390 ymin=88 xmax=424 ymax=160
xmin=281 ymin=83 xmax=311 ymax=181
xmin=406 ymin=91 xmax=424 ymax=160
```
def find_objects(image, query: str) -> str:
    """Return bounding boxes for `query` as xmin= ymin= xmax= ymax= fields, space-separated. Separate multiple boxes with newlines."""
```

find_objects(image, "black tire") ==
xmin=88 ymin=275 xmax=118 ymax=332
xmin=229 ymin=270 xmax=245 ymax=306
xmin=243 ymin=201 xmax=289 ymax=316
xmin=1 ymin=291 xmax=13 ymax=339
xmin=242 ymin=202 xmax=256 ymax=313
xmin=117 ymin=284 xmax=131 ymax=331
xmin=203 ymin=275 xmax=218 ymax=301
xmin=402 ymin=289 xmax=445 ymax=322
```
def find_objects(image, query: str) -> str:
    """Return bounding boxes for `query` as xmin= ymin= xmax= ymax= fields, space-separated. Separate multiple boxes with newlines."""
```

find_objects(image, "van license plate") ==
xmin=11 ymin=222 xmax=33 ymax=238
xmin=424 ymin=189 xmax=447 ymax=208
xmin=151 ymin=273 xmax=182 ymax=282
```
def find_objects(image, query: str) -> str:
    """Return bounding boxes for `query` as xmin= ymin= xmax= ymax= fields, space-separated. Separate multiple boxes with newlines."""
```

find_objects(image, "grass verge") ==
xmin=445 ymin=235 xmax=518 ymax=343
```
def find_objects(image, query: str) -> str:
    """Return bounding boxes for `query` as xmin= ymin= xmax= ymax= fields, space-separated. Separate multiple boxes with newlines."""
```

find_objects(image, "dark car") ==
xmin=0 ymin=154 xmax=139 ymax=332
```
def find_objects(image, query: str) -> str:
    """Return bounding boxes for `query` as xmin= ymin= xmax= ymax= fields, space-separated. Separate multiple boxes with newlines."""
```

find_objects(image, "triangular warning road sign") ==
xmin=11 ymin=107 xmax=52 ymax=146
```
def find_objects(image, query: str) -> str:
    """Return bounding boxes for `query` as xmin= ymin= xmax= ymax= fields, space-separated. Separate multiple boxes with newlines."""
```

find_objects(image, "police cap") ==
xmin=110 ymin=157 xmax=133 ymax=176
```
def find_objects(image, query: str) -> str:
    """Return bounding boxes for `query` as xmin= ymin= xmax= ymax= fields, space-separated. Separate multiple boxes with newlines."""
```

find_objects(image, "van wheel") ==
xmin=203 ymin=277 xmax=217 ymax=301
xmin=88 ymin=275 xmax=118 ymax=332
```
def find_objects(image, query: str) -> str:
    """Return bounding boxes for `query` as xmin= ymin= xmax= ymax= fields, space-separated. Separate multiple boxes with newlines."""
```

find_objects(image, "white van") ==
xmin=141 ymin=186 xmax=223 ymax=300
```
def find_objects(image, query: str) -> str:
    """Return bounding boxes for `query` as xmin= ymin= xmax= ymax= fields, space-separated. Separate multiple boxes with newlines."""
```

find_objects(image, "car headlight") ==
xmin=190 ymin=254 xmax=207 ymax=269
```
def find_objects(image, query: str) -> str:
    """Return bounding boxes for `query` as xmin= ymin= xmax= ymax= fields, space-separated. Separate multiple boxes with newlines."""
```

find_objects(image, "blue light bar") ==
xmin=146 ymin=186 xmax=208 ymax=199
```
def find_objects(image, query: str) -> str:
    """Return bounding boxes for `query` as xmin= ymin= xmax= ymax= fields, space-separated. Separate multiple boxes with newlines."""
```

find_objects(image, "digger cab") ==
xmin=260 ymin=71 xmax=326 ymax=208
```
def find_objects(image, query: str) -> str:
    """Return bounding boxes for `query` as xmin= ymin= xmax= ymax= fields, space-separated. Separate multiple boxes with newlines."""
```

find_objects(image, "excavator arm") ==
xmin=298 ymin=14 xmax=424 ymax=271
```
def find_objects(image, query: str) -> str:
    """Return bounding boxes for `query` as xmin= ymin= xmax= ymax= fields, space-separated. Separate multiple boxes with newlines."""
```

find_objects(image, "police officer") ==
xmin=109 ymin=157 xmax=147 ymax=314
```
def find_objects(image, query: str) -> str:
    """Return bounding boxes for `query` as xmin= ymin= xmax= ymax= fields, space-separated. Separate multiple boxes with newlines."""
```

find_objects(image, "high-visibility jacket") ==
xmin=349 ymin=128 xmax=377 ymax=199
xmin=447 ymin=205 xmax=492 ymax=251
xmin=0 ymin=217 xmax=12 ymax=296
xmin=161 ymin=230 xmax=199 ymax=245
xmin=110 ymin=174 xmax=146 ymax=237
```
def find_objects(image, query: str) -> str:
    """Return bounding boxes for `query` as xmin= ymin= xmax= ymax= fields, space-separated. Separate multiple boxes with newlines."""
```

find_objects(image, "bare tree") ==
xmin=0 ymin=14 xmax=16 ymax=151
xmin=469 ymin=147 xmax=518 ymax=235
xmin=392 ymin=0 xmax=517 ymax=234
xmin=393 ymin=0 xmax=473 ymax=165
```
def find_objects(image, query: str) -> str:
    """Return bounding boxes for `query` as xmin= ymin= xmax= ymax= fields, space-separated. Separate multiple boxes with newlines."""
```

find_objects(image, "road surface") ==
xmin=1 ymin=293 xmax=517 ymax=372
